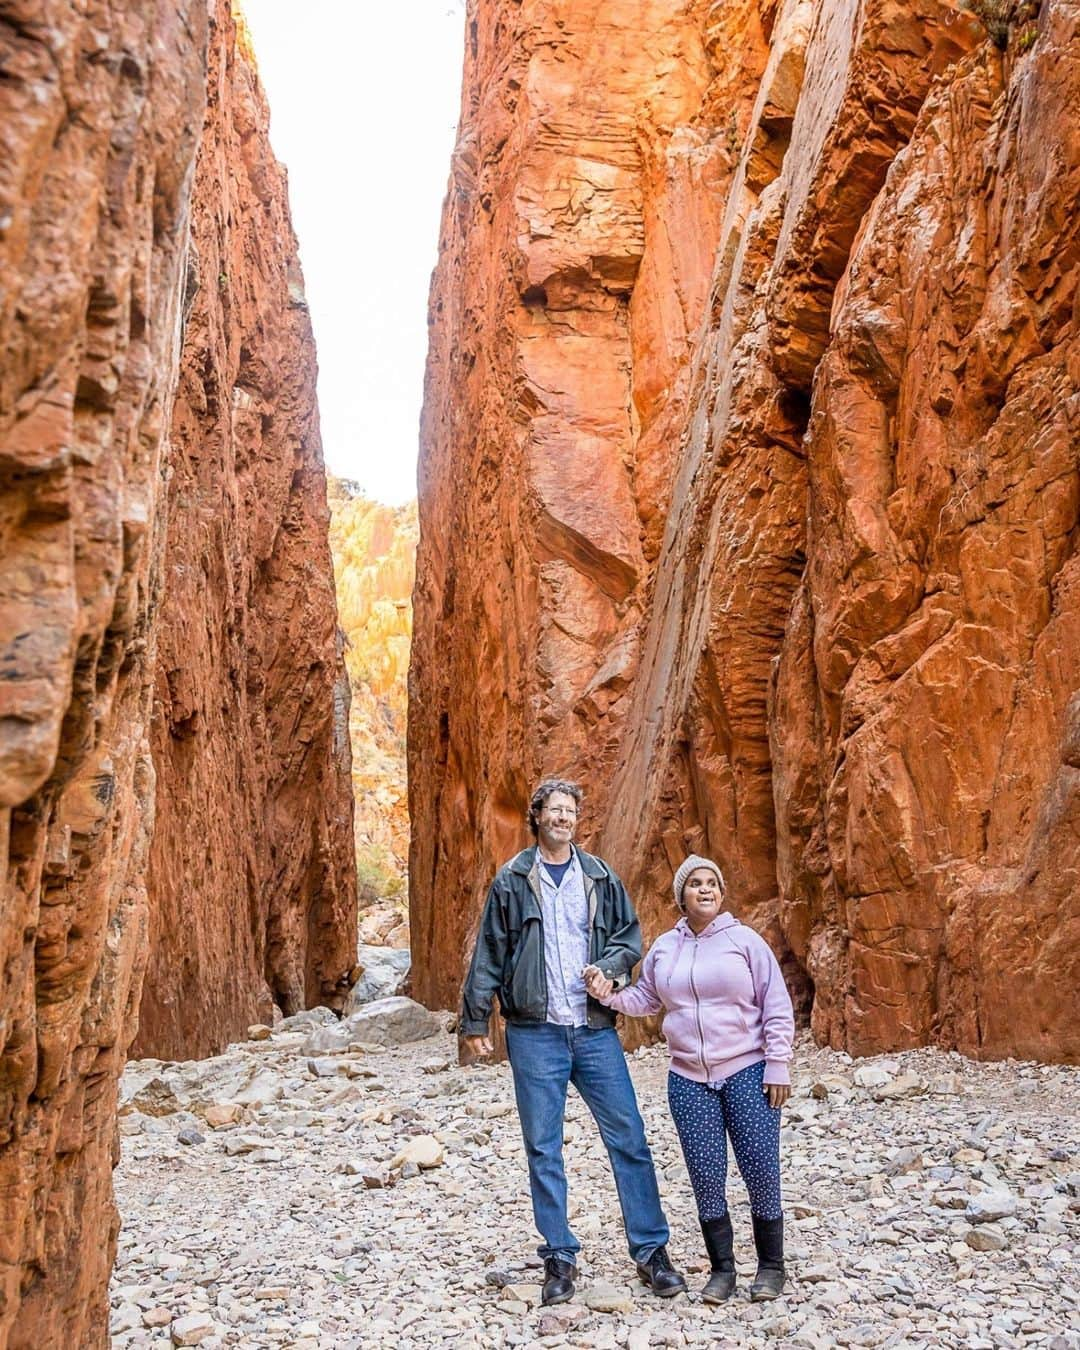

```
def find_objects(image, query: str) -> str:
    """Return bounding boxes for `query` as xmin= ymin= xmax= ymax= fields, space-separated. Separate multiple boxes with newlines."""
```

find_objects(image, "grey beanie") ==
xmin=672 ymin=854 xmax=726 ymax=909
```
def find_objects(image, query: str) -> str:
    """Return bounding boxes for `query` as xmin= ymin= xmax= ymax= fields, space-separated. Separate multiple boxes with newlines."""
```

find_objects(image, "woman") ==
xmin=583 ymin=854 xmax=794 ymax=1302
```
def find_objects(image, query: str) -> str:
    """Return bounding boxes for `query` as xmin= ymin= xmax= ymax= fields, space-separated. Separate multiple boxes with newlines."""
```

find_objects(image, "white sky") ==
xmin=241 ymin=1 xmax=466 ymax=505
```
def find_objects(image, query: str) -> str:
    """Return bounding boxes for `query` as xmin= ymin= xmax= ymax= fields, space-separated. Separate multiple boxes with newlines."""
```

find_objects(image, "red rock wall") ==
xmin=131 ymin=6 xmax=357 ymax=1062
xmin=770 ymin=2 xmax=1080 ymax=1059
xmin=0 ymin=3 xmax=207 ymax=1344
xmin=0 ymin=1 xmax=355 ymax=1342
xmin=411 ymin=0 xmax=1079 ymax=1061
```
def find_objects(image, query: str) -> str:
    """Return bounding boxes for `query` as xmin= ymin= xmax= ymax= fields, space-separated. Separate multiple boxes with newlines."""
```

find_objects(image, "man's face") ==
xmin=537 ymin=791 xmax=578 ymax=849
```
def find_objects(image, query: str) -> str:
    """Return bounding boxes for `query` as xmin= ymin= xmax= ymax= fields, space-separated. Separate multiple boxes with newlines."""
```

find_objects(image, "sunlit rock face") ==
xmin=411 ymin=0 xmax=1079 ymax=1062
xmin=0 ymin=3 xmax=207 ymax=1344
xmin=131 ymin=7 xmax=358 ymax=1063
xmin=328 ymin=480 xmax=416 ymax=941
xmin=0 ymin=1 xmax=355 ymax=1342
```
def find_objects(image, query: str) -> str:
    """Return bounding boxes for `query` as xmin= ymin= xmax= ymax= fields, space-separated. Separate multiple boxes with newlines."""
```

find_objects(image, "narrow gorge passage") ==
xmin=3 ymin=0 xmax=1079 ymax=1347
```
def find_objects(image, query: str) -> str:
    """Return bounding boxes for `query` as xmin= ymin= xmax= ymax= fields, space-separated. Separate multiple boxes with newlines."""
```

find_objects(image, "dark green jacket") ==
xmin=460 ymin=844 xmax=642 ymax=1036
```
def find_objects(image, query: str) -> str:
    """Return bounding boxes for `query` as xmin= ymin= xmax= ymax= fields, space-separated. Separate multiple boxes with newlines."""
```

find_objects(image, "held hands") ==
xmin=582 ymin=964 xmax=614 ymax=1000
xmin=463 ymin=1034 xmax=494 ymax=1059
xmin=764 ymin=1082 xmax=791 ymax=1109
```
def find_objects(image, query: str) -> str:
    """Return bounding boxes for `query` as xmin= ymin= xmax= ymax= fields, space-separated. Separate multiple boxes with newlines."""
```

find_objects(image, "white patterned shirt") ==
xmin=538 ymin=847 xmax=590 ymax=1026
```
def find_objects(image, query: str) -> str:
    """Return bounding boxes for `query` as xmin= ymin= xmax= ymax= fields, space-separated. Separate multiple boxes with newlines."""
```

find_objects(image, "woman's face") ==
xmin=681 ymin=867 xmax=723 ymax=929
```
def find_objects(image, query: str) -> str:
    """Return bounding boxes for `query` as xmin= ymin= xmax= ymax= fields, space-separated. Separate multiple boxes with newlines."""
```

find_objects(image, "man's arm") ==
xmin=460 ymin=881 xmax=507 ymax=1037
xmin=593 ymin=872 xmax=642 ymax=984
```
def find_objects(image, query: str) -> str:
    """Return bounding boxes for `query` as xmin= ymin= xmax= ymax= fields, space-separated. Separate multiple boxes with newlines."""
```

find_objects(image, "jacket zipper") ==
xmin=585 ymin=872 xmax=597 ymax=1027
xmin=688 ymin=936 xmax=708 ymax=1079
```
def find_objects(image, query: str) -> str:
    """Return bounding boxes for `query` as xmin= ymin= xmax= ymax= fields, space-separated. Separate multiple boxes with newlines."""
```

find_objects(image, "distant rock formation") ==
xmin=410 ymin=0 xmax=1079 ymax=1064
xmin=0 ymin=2 xmax=355 ymax=1343
xmin=328 ymin=480 xmax=416 ymax=947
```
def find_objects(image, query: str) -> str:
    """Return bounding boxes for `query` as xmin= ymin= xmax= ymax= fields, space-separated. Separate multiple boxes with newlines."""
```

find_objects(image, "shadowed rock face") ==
xmin=0 ymin=4 xmax=208 ymax=1342
xmin=0 ymin=1 xmax=355 ymax=1343
xmin=411 ymin=0 xmax=1079 ymax=1062
xmin=131 ymin=8 xmax=357 ymax=1063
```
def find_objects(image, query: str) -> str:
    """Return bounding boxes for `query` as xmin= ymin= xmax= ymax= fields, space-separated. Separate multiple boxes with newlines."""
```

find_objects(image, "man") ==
xmin=461 ymin=778 xmax=686 ymax=1306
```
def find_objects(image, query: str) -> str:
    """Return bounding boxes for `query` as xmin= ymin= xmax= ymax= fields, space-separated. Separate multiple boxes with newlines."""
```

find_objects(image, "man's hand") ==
xmin=582 ymin=965 xmax=614 ymax=1000
xmin=764 ymin=1082 xmax=791 ymax=1109
xmin=463 ymin=1034 xmax=494 ymax=1059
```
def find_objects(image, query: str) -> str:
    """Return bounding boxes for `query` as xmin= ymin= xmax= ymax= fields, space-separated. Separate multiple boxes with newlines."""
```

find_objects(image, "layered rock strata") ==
xmin=411 ymin=0 xmax=1079 ymax=1061
xmin=0 ymin=2 xmax=354 ymax=1343
xmin=132 ymin=8 xmax=356 ymax=1062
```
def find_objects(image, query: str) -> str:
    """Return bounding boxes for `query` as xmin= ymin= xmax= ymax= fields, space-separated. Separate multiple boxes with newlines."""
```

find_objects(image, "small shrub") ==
xmin=961 ymin=0 xmax=1040 ymax=50
xmin=356 ymin=845 xmax=406 ymax=904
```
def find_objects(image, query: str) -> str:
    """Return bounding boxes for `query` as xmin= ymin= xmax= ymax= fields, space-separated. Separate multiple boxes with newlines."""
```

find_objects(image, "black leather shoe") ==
xmin=635 ymin=1245 xmax=688 ymax=1298
xmin=541 ymin=1256 xmax=577 ymax=1305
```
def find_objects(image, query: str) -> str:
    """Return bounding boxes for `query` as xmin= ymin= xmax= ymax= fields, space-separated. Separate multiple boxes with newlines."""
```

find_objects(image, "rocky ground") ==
xmin=110 ymin=1004 xmax=1079 ymax=1349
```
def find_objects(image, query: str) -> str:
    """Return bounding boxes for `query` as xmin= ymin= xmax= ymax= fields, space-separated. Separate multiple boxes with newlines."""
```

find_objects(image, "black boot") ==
xmin=635 ymin=1244 xmax=688 ymax=1298
xmin=541 ymin=1256 xmax=577 ymax=1305
xmin=700 ymin=1214 xmax=736 ymax=1303
xmin=750 ymin=1214 xmax=785 ymax=1300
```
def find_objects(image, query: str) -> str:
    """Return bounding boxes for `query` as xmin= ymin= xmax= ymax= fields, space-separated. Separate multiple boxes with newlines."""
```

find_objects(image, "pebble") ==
xmin=169 ymin=1310 xmax=216 ymax=1345
xmin=110 ymin=1023 xmax=1080 ymax=1349
xmin=391 ymin=1134 xmax=445 ymax=1169
xmin=965 ymin=1225 xmax=1009 ymax=1252
xmin=965 ymin=1190 xmax=1018 ymax=1222
xmin=582 ymin=1283 xmax=635 ymax=1314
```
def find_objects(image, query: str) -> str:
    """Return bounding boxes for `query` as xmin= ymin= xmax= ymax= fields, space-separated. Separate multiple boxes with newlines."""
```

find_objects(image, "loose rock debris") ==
xmin=111 ymin=1009 xmax=1079 ymax=1348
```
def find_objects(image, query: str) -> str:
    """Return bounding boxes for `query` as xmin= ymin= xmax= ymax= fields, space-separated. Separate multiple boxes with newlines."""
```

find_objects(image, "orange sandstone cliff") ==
xmin=0 ymin=2 xmax=355 ymax=1343
xmin=132 ymin=7 xmax=356 ymax=1061
xmin=410 ymin=0 xmax=1079 ymax=1062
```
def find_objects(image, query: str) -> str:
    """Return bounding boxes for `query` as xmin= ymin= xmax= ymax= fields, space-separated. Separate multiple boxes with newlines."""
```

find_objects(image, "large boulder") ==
xmin=342 ymin=997 xmax=439 ymax=1047
xmin=344 ymin=945 xmax=412 ymax=1010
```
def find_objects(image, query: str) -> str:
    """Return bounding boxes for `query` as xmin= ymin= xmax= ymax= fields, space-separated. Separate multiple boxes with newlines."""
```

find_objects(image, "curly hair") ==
xmin=527 ymin=778 xmax=583 ymax=838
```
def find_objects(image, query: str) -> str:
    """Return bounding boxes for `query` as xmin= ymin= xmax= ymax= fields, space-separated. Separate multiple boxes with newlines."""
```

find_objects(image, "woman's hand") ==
xmin=463 ymin=1034 xmax=494 ymax=1059
xmin=764 ymin=1082 xmax=791 ymax=1109
xmin=582 ymin=965 xmax=614 ymax=999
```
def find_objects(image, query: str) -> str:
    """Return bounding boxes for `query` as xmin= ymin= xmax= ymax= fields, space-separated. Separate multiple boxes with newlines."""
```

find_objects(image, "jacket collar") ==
xmin=675 ymin=911 xmax=738 ymax=939
xmin=508 ymin=844 xmax=609 ymax=880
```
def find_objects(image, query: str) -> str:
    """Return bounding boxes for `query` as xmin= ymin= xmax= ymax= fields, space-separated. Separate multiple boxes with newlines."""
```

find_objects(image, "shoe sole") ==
xmin=638 ymin=1277 xmax=687 ymax=1299
xmin=541 ymin=1289 xmax=574 ymax=1306
xmin=750 ymin=1289 xmax=783 ymax=1301
xmin=702 ymin=1291 xmax=736 ymax=1304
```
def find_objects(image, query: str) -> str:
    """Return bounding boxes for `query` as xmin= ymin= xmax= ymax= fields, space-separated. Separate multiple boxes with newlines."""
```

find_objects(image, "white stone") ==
xmin=966 ymin=1190 xmax=1017 ymax=1222
xmin=344 ymin=945 xmax=412 ymax=1008
xmin=343 ymin=996 xmax=439 ymax=1046
xmin=853 ymin=1064 xmax=891 ymax=1089
xmin=391 ymin=1135 xmax=444 ymax=1169
xmin=170 ymin=1312 xmax=216 ymax=1346
xmin=582 ymin=1283 xmax=634 ymax=1314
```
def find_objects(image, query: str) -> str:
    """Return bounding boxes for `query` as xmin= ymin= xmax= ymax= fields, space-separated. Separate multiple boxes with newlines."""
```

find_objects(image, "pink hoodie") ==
xmin=602 ymin=912 xmax=794 ymax=1086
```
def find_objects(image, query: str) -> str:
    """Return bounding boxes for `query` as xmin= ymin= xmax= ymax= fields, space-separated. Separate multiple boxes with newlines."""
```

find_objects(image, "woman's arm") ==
xmin=587 ymin=945 xmax=665 ymax=1017
xmin=744 ymin=931 xmax=795 ymax=1085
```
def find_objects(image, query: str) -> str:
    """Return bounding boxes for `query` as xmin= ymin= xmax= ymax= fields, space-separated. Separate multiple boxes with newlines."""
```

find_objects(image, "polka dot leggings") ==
xmin=667 ymin=1061 xmax=782 ymax=1221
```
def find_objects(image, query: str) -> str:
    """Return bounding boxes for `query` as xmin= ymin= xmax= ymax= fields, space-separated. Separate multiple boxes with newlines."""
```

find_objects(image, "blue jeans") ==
xmin=504 ymin=1021 xmax=670 ymax=1264
xmin=667 ymin=1062 xmax=783 ymax=1220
